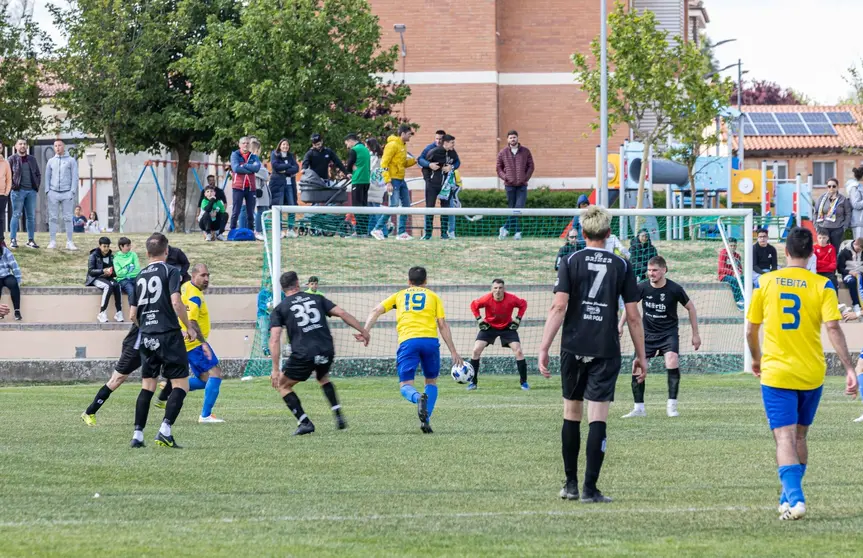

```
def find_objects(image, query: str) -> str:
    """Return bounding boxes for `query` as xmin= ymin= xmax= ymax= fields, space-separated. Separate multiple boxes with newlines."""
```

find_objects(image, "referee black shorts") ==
xmin=140 ymin=331 xmax=190 ymax=380
xmin=475 ymin=327 xmax=520 ymax=348
xmin=115 ymin=328 xmax=142 ymax=375
xmin=282 ymin=352 xmax=334 ymax=382
xmin=560 ymin=351 xmax=621 ymax=402
xmin=644 ymin=334 xmax=679 ymax=359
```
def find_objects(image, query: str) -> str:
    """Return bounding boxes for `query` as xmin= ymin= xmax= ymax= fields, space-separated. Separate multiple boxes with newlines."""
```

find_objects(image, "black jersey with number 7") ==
xmin=270 ymin=292 xmax=337 ymax=360
xmin=133 ymin=262 xmax=182 ymax=334
xmin=554 ymin=248 xmax=639 ymax=358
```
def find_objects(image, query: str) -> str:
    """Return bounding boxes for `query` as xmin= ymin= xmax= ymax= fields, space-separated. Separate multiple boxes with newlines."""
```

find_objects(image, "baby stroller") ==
xmin=297 ymin=169 xmax=354 ymax=237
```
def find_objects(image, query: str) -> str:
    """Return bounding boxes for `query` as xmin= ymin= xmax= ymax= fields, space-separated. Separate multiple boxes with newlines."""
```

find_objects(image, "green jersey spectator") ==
xmin=114 ymin=237 xmax=141 ymax=307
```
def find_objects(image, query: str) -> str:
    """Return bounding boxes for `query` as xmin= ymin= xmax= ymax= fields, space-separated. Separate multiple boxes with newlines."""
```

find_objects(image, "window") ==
xmin=769 ymin=162 xmax=788 ymax=181
xmin=812 ymin=161 xmax=836 ymax=187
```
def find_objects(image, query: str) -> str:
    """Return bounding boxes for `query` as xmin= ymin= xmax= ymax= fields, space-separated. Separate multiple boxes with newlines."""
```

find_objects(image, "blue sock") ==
xmin=400 ymin=384 xmax=419 ymax=404
xmin=189 ymin=376 xmax=206 ymax=391
xmin=858 ymin=374 xmax=863 ymax=400
xmin=425 ymin=384 xmax=439 ymax=418
xmin=201 ymin=377 xmax=222 ymax=417
xmin=778 ymin=464 xmax=805 ymax=506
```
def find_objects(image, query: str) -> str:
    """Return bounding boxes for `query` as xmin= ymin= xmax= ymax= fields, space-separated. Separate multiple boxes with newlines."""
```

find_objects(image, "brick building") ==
xmin=369 ymin=0 xmax=704 ymax=191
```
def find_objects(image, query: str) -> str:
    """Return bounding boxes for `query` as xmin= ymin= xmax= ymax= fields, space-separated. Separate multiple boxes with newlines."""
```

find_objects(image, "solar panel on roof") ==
xmin=775 ymin=113 xmax=803 ymax=124
xmin=743 ymin=123 xmax=758 ymax=136
xmin=805 ymin=123 xmax=838 ymax=135
xmin=748 ymin=113 xmax=776 ymax=123
xmin=755 ymin=124 xmax=783 ymax=136
xmin=826 ymin=112 xmax=856 ymax=124
xmin=781 ymin=123 xmax=810 ymax=135
xmin=801 ymin=113 xmax=829 ymax=124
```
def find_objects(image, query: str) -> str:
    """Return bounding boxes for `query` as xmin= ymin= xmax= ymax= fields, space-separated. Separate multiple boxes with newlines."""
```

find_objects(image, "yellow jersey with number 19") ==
xmin=380 ymin=286 xmax=445 ymax=344
xmin=180 ymin=282 xmax=209 ymax=352
xmin=746 ymin=266 xmax=841 ymax=390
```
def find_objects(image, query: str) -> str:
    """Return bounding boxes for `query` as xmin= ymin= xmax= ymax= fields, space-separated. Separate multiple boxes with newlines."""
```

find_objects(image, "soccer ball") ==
xmin=451 ymin=361 xmax=475 ymax=384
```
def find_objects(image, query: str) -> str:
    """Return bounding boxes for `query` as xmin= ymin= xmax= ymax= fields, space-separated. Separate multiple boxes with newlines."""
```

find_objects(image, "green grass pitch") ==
xmin=2 ymin=375 xmax=863 ymax=557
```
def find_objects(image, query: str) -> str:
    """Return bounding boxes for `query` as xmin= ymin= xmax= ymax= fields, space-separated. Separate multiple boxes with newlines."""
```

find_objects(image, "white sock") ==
xmin=159 ymin=421 xmax=172 ymax=437
xmin=668 ymin=399 xmax=678 ymax=405
xmin=133 ymin=430 xmax=144 ymax=442
xmin=635 ymin=403 xmax=645 ymax=412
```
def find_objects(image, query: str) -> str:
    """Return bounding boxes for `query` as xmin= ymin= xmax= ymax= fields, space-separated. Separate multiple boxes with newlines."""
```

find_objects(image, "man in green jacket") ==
xmin=345 ymin=134 xmax=371 ymax=236
xmin=114 ymin=237 xmax=141 ymax=307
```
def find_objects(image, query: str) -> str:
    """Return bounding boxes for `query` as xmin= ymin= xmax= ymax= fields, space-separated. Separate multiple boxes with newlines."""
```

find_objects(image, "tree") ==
xmin=177 ymin=0 xmax=409 ymax=160
xmin=840 ymin=58 xmax=863 ymax=104
xmin=0 ymin=12 xmax=48 ymax=145
xmin=730 ymin=79 xmax=807 ymax=106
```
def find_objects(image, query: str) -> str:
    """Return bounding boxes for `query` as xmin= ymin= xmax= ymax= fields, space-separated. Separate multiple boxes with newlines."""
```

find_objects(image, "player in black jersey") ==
xmin=128 ymin=233 xmax=196 ymax=449
xmin=619 ymin=256 xmax=701 ymax=418
xmin=538 ymin=205 xmax=647 ymax=503
xmin=80 ymin=324 xmax=142 ymax=426
xmin=269 ymin=271 xmax=369 ymax=436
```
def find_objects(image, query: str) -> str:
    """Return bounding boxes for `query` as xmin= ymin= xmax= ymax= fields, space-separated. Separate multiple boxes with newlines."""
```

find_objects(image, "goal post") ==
xmin=251 ymin=205 xmax=754 ymax=377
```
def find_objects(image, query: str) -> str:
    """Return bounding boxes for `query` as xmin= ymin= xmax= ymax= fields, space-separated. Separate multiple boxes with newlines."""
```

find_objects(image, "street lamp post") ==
xmin=599 ymin=0 xmax=609 ymax=207
xmin=86 ymin=153 xmax=96 ymax=214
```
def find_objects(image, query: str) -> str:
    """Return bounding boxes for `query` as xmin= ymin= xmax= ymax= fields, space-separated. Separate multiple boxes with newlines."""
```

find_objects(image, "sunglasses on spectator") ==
xmin=827 ymin=184 xmax=838 ymax=188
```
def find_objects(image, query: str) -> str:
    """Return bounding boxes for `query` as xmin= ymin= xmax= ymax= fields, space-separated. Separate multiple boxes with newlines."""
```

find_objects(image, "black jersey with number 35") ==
xmin=133 ymin=262 xmax=182 ymax=334
xmin=270 ymin=293 xmax=337 ymax=360
xmin=554 ymin=248 xmax=638 ymax=358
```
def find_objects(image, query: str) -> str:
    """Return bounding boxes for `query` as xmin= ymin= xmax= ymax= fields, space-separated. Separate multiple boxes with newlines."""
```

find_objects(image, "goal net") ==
xmin=243 ymin=206 xmax=754 ymax=378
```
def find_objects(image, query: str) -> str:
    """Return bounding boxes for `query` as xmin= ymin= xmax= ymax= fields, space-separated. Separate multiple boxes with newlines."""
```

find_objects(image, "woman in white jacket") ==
xmin=848 ymin=166 xmax=863 ymax=240
xmin=367 ymin=138 xmax=390 ymax=239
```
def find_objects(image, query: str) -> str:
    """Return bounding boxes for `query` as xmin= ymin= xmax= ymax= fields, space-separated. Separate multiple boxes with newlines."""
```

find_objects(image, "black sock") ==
xmin=321 ymin=382 xmax=340 ymax=413
xmin=470 ymin=359 xmax=480 ymax=385
xmin=164 ymin=388 xmax=187 ymax=425
xmin=632 ymin=375 xmax=645 ymax=404
xmin=561 ymin=419 xmax=581 ymax=483
xmin=157 ymin=380 xmax=173 ymax=402
xmin=583 ymin=421 xmax=607 ymax=494
xmin=517 ymin=359 xmax=527 ymax=384
xmin=283 ymin=392 xmax=309 ymax=423
xmin=86 ymin=384 xmax=114 ymax=415
xmin=134 ymin=389 xmax=154 ymax=431
xmin=667 ymin=368 xmax=680 ymax=399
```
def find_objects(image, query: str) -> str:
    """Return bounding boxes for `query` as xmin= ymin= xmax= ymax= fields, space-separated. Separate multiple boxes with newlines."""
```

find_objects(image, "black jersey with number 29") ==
xmin=133 ymin=262 xmax=182 ymax=334
xmin=270 ymin=293 xmax=337 ymax=360
xmin=554 ymin=248 xmax=639 ymax=358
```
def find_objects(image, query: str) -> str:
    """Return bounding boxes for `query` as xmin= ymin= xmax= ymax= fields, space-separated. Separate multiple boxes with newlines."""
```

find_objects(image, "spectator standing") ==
xmin=718 ymin=238 xmax=744 ymax=310
xmin=86 ymin=236 xmax=123 ymax=323
xmin=496 ymin=131 xmax=534 ymax=241
xmin=8 ymin=138 xmax=41 ymax=249
xmin=381 ymin=124 xmax=417 ymax=240
xmin=303 ymin=134 xmax=347 ymax=182
xmin=0 ymin=243 xmax=22 ymax=320
xmin=199 ymin=186 xmax=228 ymax=241
xmin=555 ymin=229 xmax=580 ymax=271
xmin=367 ymin=138 xmax=389 ymax=239
xmin=847 ymin=166 xmax=863 ymax=239
xmin=45 ymin=140 xmax=79 ymax=251
xmin=814 ymin=177 xmax=851 ymax=256
xmin=166 ymin=244 xmax=191 ymax=283
xmin=838 ymin=238 xmax=863 ymax=314
xmin=72 ymin=205 xmax=87 ymax=233
xmin=630 ymin=229 xmax=658 ymax=281
xmin=114 ymin=236 xmax=141 ymax=308
xmin=752 ymin=228 xmax=778 ymax=281
xmin=269 ymin=139 xmax=300 ymax=238
xmin=86 ymin=211 xmax=100 ymax=233
xmin=345 ymin=134 xmax=371 ymax=236
xmin=250 ymin=138 xmax=271 ymax=241
xmin=229 ymin=136 xmax=261 ymax=231
xmin=0 ymin=144 xmax=10 ymax=247
xmin=422 ymin=134 xmax=458 ymax=240
xmin=814 ymin=229 xmax=838 ymax=291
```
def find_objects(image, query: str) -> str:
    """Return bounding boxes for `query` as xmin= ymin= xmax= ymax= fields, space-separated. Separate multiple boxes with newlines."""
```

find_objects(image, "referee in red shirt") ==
xmin=469 ymin=279 xmax=529 ymax=390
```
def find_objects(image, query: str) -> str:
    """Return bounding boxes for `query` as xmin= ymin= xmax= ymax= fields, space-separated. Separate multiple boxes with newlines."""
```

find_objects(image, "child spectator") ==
xmin=199 ymin=186 xmax=228 ymax=241
xmin=305 ymin=276 xmax=323 ymax=295
xmin=570 ymin=194 xmax=591 ymax=240
xmin=555 ymin=229 xmax=581 ymax=271
xmin=814 ymin=229 xmax=838 ymax=291
xmin=367 ymin=137 xmax=389 ymax=239
xmin=630 ymin=228 xmax=658 ymax=281
xmin=752 ymin=228 xmax=778 ymax=280
xmin=838 ymin=238 xmax=863 ymax=314
xmin=166 ymin=244 xmax=191 ymax=283
xmin=86 ymin=236 xmax=123 ymax=323
xmin=73 ymin=205 xmax=87 ymax=233
xmin=718 ymin=238 xmax=744 ymax=310
xmin=0 ymin=243 xmax=22 ymax=320
xmin=113 ymin=237 xmax=141 ymax=307
xmin=86 ymin=211 xmax=100 ymax=234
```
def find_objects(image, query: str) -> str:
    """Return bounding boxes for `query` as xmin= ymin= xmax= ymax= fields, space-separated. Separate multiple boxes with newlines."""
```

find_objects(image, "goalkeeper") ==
xmin=469 ymin=279 xmax=529 ymax=390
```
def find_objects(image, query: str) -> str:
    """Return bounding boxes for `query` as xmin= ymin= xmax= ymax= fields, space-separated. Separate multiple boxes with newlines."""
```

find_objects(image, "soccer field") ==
xmin=2 ymin=375 xmax=862 ymax=557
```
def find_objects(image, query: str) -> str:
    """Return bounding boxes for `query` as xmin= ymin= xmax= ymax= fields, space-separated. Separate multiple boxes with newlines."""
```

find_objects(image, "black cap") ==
xmin=310 ymin=134 xmax=322 ymax=143
xmin=307 ymin=276 xmax=319 ymax=284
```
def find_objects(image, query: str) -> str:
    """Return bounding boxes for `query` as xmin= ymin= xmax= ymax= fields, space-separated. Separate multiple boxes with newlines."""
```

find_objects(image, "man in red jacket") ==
xmin=469 ymin=278 xmax=529 ymax=390
xmin=496 ymin=131 xmax=535 ymax=241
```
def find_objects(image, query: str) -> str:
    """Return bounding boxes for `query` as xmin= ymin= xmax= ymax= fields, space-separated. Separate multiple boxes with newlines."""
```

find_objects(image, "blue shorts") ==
xmin=396 ymin=338 xmax=441 ymax=382
xmin=761 ymin=385 xmax=823 ymax=430
xmin=188 ymin=343 xmax=220 ymax=377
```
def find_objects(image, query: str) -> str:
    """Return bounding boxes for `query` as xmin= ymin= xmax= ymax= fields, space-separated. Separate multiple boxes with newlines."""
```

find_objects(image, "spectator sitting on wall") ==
xmin=230 ymin=136 xmax=261 ymax=231
xmin=814 ymin=229 xmax=838 ymax=291
xmin=198 ymin=174 xmax=228 ymax=241
xmin=199 ymin=186 xmax=228 ymax=241
xmin=86 ymin=236 xmax=123 ymax=323
xmin=8 ymin=138 xmax=42 ymax=249
xmin=718 ymin=237 xmax=744 ymax=311
xmin=73 ymin=205 xmax=87 ymax=233
xmin=114 ymin=236 xmax=140 ymax=309
xmin=838 ymin=238 xmax=863 ymax=315
xmin=570 ymin=194 xmax=591 ymax=240
xmin=45 ymin=139 xmax=79 ymax=251
xmin=303 ymin=134 xmax=347 ymax=184
xmin=269 ymin=139 xmax=300 ymax=238
xmin=166 ymin=244 xmax=191 ymax=283
xmin=0 ymin=242 xmax=23 ymax=320
xmin=752 ymin=227 xmax=778 ymax=282
xmin=305 ymin=276 xmax=323 ymax=295
xmin=422 ymin=134 xmax=458 ymax=240
xmin=86 ymin=211 xmax=100 ymax=234
xmin=814 ymin=177 xmax=851 ymax=256
xmin=496 ymin=130 xmax=534 ymax=241
xmin=606 ymin=231 xmax=630 ymax=259
xmin=630 ymin=229 xmax=658 ymax=281
xmin=555 ymin=228 xmax=581 ymax=271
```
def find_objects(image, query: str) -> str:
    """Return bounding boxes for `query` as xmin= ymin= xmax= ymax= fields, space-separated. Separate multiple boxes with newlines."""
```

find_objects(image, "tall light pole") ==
xmin=599 ymin=0 xmax=609 ymax=207
xmin=86 ymin=153 xmax=96 ymax=214
xmin=709 ymin=39 xmax=737 ymax=156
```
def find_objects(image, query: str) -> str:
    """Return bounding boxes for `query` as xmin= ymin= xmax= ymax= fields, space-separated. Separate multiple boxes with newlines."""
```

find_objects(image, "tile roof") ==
xmin=733 ymin=105 xmax=863 ymax=153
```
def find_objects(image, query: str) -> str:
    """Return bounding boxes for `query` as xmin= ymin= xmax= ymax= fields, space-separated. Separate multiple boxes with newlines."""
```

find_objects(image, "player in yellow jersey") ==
xmin=746 ymin=227 xmax=857 ymax=521
xmin=364 ymin=266 xmax=463 ymax=433
xmin=156 ymin=264 xmax=225 ymax=423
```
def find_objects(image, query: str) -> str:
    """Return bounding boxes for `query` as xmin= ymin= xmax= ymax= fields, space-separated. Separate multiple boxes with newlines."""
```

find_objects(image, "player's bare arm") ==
xmin=625 ymin=301 xmax=648 ymax=382
xmin=824 ymin=320 xmax=859 ymax=396
xmin=685 ymin=300 xmax=701 ymax=350
xmin=129 ymin=304 xmax=138 ymax=325
xmin=269 ymin=326 xmax=283 ymax=387
xmin=538 ymin=291 xmax=569 ymax=378
xmin=363 ymin=304 xmax=386 ymax=334
xmin=330 ymin=305 xmax=370 ymax=346
xmin=745 ymin=321 xmax=762 ymax=377
xmin=436 ymin=318 xmax=463 ymax=366
xmin=172 ymin=292 xmax=196 ymax=342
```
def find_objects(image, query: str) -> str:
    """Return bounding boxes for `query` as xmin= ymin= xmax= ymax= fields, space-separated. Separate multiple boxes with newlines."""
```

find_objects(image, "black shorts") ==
xmin=115 ymin=328 xmax=142 ymax=375
xmin=560 ymin=351 xmax=621 ymax=402
xmin=476 ymin=327 xmax=520 ymax=348
xmin=283 ymin=352 xmax=334 ymax=382
xmin=140 ymin=331 xmax=190 ymax=380
xmin=644 ymin=334 xmax=679 ymax=358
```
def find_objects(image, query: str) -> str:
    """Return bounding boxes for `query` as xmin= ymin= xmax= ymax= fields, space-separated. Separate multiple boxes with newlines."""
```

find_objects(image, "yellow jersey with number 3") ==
xmin=180 ymin=282 xmax=209 ymax=352
xmin=381 ymin=286 xmax=445 ymax=344
xmin=746 ymin=266 xmax=841 ymax=390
